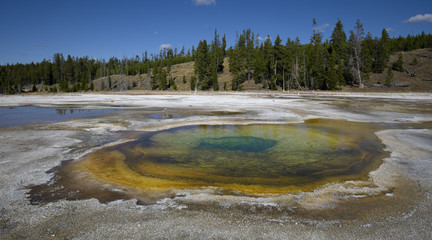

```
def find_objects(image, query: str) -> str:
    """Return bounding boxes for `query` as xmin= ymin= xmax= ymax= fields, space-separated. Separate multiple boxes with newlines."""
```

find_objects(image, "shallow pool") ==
xmin=77 ymin=119 xmax=387 ymax=194
xmin=0 ymin=106 xmax=119 ymax=128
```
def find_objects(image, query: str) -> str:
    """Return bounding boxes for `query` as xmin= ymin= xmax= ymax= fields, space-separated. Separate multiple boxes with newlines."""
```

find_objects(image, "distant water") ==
xmin=0 ymin=106 xmax=119 ymax=128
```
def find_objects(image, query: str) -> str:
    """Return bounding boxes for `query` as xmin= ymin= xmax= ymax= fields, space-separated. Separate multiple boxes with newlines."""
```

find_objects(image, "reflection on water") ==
xmin=145 ymin=113 xmax=182 ymax=119
xmin=75 ymin=119 xmax=387 ymax=194
xmin=0 ymin=106 xmax=119 ymax=128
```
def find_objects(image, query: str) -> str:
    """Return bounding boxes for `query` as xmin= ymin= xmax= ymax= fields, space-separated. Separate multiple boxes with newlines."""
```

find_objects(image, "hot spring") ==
xmin=74 ymin=119 xmax=386 ymax=195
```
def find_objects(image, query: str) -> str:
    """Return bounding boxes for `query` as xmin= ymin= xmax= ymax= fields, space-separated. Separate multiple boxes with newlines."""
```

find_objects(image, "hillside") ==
xmin=344 ymin=48 xmax=432 ymax=92
xmin=91 ymin=58 xmax=233 ymax=92
xmin=90 ymin=48 xmax=432 ymax=92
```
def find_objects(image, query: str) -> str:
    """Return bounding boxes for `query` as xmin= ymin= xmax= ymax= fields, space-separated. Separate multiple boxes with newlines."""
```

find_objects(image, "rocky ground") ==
xmin=1 ymin=92 xmax=432 ymax=239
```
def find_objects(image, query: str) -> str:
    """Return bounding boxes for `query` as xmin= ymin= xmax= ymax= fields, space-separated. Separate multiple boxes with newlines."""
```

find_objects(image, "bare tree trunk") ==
xmin=357 ymin=66 xmax=363 ymax=88
xmin=195 ymin=76 xmax=198 ymax=93
xmin=354 ymin=48 xmax=363 ymax=88
xmin=288 ymin=75 xmax=291 ymax=91
xmin=292 ymin=71 xmax=303 ymax=91
xmin=310 ymin=71 xmax=314 ymax=90
xmin=294 ymin=56 xmax=299 ymax=91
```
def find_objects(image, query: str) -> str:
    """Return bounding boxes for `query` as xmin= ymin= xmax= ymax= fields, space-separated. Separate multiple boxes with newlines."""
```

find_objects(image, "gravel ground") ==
xmin=1 ymin=92 xmax=432 ymax=239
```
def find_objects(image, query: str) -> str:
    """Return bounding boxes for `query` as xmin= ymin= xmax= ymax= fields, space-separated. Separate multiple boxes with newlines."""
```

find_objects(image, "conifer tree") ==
xmin=210 ymin=55 xmax=219 ymax=90
xmin=194 ymin=40 xmax=207 ymax=88
xmin=263 ymin=35 xmax=274 ymax=89
xmin=229 ymin=45 xmax=242 ymax=90
xmin=229 ymin=33 xmax=246 ymax=90
xmin=253 ymin=44 xmax=266 ymax=85
xmin=326 ymin=46 xmax=338 ymax=90
xmin=337 ymin=61 xmax=345 ymax=87
xmin=194 ymin=40 xmax=216 ymax=90
xmin=411 ymin=57 xmax=418 ymax=66
xmin=361 ymin=32 xmax=373 ymax=81
xmin=222 ymin=34 xmax=227 ymax=57
xmin=151 ymin=65 xmax=160 ymax=90
xmin=190 ymin=75 xmax=196 ymax=91
xmin=53 ymin=53 xmax=67 ymax=91
xmin=386 ymin=67 xmax=394 ymax=87
xmin=392 ymin=52 xmax=404 ymax=71
xmin=65 ymin=55 xmax=74 ymax=87
xmin=310 ymin=18 xmax=326 ymax=89
xmin=273 ymin=34 xmax=286 ymax=88
xmin=330 ymin=19 xmax=348 ymax=65
xmin=373 ymin=29 xmax=390 ymax=73
xmin=246 ymin=31 xmax=255 ymax=81
xmin=159 ymin=69 xmax=167 ymax=90
xmin=212 ymin=29 xmax=225 ymax=73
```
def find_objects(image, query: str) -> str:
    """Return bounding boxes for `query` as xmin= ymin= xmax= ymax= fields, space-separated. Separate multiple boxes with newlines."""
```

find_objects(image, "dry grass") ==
xmin=90 ymin=58 xmax=236 ymax=92
xmin=169 ymin=61 xmax=195 ymax=91
xmin=347 ymin=48 xmax=432 ymax=92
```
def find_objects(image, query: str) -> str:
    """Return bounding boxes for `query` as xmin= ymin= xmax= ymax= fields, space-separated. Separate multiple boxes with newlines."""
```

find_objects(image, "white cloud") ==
xmin=385 ymin=27 xmax=394 ymax=32
xmin=256 ymin=36 xmax=264 ymax=41
xmin=192 ymin=0 xmax=216 ymax=6
xmin=313 ymin=23 xmax=330 ymax=33
xmin=159 ymin=44 xmax=172 ymax=50
xmin=154 ymin=31 xmax=158 ymax=35
xmin=405 ymin=13 xmax=432 ymax=23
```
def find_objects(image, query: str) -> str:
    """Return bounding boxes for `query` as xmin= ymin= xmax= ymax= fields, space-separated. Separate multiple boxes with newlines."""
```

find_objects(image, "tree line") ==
xmin=1 ymin=18 xmax=432 ymax=94
xmin=0 ymin=47 xmax=194 ymax=94
xmin=222 ymin=19 xmax=432 ymax=91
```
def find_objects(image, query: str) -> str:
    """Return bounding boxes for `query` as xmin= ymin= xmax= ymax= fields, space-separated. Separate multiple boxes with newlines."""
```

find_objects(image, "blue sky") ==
xmin=1 ymin=0 xmax=431 ymax=64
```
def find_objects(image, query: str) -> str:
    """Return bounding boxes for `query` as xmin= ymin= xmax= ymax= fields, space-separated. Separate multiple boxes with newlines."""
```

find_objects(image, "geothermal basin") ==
xmin=1 ymin=92 xmax=432 ymax=239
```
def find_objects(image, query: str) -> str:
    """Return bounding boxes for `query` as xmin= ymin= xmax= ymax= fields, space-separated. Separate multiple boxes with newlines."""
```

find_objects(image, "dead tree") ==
xmin=349 ymin=19 xmax=365 ymax=88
